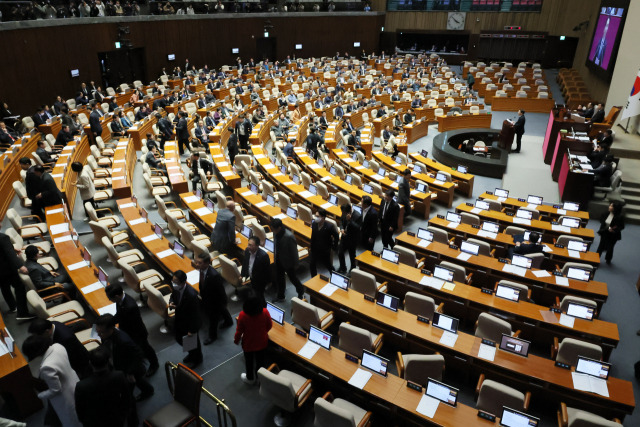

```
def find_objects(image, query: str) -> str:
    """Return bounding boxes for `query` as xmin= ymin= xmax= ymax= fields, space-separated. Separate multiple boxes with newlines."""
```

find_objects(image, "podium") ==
xmin=498 ymin=120 xmax=514 ymax=150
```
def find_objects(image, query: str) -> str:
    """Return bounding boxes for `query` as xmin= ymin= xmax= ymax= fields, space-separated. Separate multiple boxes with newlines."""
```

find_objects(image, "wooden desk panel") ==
xmin=208 ymin=144 xmax=241 ymax=189
xmin=437 ymin=114 xmax=492 ymax=132
xmin=479 ymin=192 xmax=590 ymax=223
xmin=51 ymin=135 xmax=89 ymax=218
xmin=127 ymin=115 xmax=157 ymax=151
xmin=112 ymin=139 xmax=136 ymax=199
xmin=404 ymin=118 xmax=429 ymax=144
xmin=38 ymin=119 xmax=61 ymax=138
xmin=163 ymin=141 xmax=189 ymax=195
xmin=0 ymin=133 xmax=40 ymax=220
xmin=491 ymin=97 xmax=554 ymax=113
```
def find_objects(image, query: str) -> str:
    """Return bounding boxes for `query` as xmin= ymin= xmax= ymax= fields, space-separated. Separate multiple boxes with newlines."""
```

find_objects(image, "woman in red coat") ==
xmin=234 ymin=294 xmax=272 ymax=385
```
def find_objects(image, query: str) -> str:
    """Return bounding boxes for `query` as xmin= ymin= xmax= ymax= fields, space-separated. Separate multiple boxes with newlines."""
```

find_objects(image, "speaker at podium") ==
xmin=498 ymin=119 xmax=515 ymax=151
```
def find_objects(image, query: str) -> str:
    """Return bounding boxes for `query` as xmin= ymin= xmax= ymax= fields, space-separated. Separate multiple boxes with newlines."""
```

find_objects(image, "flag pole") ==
xmin=617 ymin=117 xmax=630 ymax=133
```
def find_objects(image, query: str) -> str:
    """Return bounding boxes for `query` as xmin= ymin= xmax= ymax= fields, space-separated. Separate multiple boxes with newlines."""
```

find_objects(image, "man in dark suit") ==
xmin=227 ymin=127 xmax=239 ymax=168
xmin=169 ymin=270 xmax=203 ymax=368
xmin=95 ymin=314 xmax=154 ymax=404
xmin=593 ymin=154 xmax=615 ymax=187
xmin=211 ymin=200 xmax=237 ymax=255
xmin=0 ymin=227 xmax=32 ymax=320
xmin=55 ymin=124 xmax=74 ymax=147
xmin=19 ymin=157 xmax=44 ymax=219
xmin=337 ymin=203 xmax=362 ymax=273
xmin=145 ymin=145 xmax=166 ymax=171
xmin=80 ymin=82 xmax=91 ymax=99
xmin=403 ymin=108 xmax=414 ymax=125
xmin=195 ymin=252 xmax=232 ymax=344
xmin=270 ymin=219 xmax=304 ymax=302
xmin=588 ymin=143 xmax=609 ymax=169
xmin=33 ymin=166 xmax=63 ymax=208
xmin=194 ymin=119 xmax=209 ymax=145
xmin=89 ymin=102 xmax=103 ymax=140
xmin=379 ymin=189 xmax=399 ymax=249
xmin=512 ymin=232 xmax=544 ymax=257
xmin=306 ymin=127 xmax=322 ymax=159
xmin=24 ymin=245 xmax=74 ymax=296
xmin=32 ymin=107 xmax=47 ymax=126
xmin=35 ymin=140 xmax=57 ymax=164
xmin=512 ymin=109 xmax=525 ymax=153
xmin=75 ymin=346 xmax=133 ymax=427
xmin=156 ymin=113 xmax=174 ymax=150
xmin=175 ymin=111 xmax=189 ymax=155
xmin=595 ymin=129 xmax=614 ymax=151
xmin=29 ymin=318 xmax=91 ymax=379
xmin=398 ymin=168 xmax=412 ymax=217
xmin=240 ymin=235 xmax=272 ymax=304
xmin=590 ymin=104 xmax=605 ymax=124
xmin=190 ymin=151 xmax=213 ymax=190
xmin=105 ymin=284 xmax=159 ymax=377
xmin=309 ymin=209 xmax=339 ymax=277
xmin=360 ymin=196 xmax=378 ymax=251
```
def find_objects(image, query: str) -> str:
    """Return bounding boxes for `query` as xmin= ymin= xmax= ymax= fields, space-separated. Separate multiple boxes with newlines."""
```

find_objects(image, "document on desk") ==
xmin=51 ymin=173 xmax=64 ymax=178
xmin=182 ymin=334 xmax=198 ymax=352
xmin=320 ymin=176 xmax=331 ymax=182
xmin=391 ymin=182 xmax=398 ymax=189
xmin=321 ymin=203 xmax=333 ymax=210
xmin=416 ymin=394 xmax=440 ymax=418
xmin=130 ymin=218 xmax=146 ymax=226
xmin=157 ymin=249 xmax=175 ymax=259
xmin=299 ymin=191 xmax=314 ymax=199
xmin=417 ymin=239 xmax=430 ymax=248
xmin=274 ymin=214 xmax=287 ymax=220
xmin=348 ymin=368 xmax=372 ymax=390
xmin=47 ymin=208 xmax=64 ymax=215
xmin=552 ymin=224 xmax=571 ymax=233
xmin=555 ymin=276 xmax=570 ymax=286
xmin=297 ymin=341 xmax=321 ymax=360
xmin=186 ymin=270 xmax=200 ymax=286
xmin=272 ymin=172 xmax=284 ymax=178
xmin=309 ymin=164 xmax=320 ymax=169
xmin=193 ymin=207 xmax=210 ymax=216
xmin=456 ymin=252 xmax=472 ymax=262
xmin=539 ymin=310 xmax=559 ymax=323
xmin=167 ymin=166 xmax=180 ymax=171
xmin=541 ymin=244 xmax=552 ymax=253
xmin=182 ymin=195 xmax=199 ymax=204
xmin=284 ymin=181 xmax=295 ymax=186
xmin=557 ymin=209 xmax=567 ymax=215
xmin=240 ymin=191 xmax=254 ymax=197
xmin=571 ymin=372 xmax=609 ymax=397
xmin=255 ymin=202 xmax=268 ymax=208
xmin=53 ymin=235 xmax=73 ymax=244
xmin=567 ymin=250 xmax=581 ymax=259
xmin=420 ymin=276 xmax=444 ymax=290
xmin=470 ymin=207 xmax=482 ymax=214
xmin=477 ymin=230 xmax=497 ymax=239
xmin=169 ymin=173 xmax=183 ymax=178
xmin=113 ymin=159 xmax=126 ymax=164
xmin=442 ymin=282 xmax=456 ymax=291
xmin=119 ymin=202 xmax=136 ymax=209
xmin=50 ymin=223 xmax=70 ymax=235
xmin=141 ymin=234 xmax=159 ymax=243
xmin=478 ymin=343 xmax=496 ymax=361
xmin=68 ymin=261 xmax=90 ymax=271
xmin=532 ymin=269 xmax=551 ymax=278
xmin=254 ymin=154 xmax=265 ymax=160
xmin=371 ymin=174 xmax=383 ymax=181
xmin=220 ymin=171 xmax=234 ymax=177
xmin=511 ymin=266 xmax=527 ymax=277
xmin=217 ymin=161 xmax=229 ymax=167
xmin=559 ymin=314 xmax=575 ymax=328
xmin=98 ymin=303 xmax=117 ymax=316
xmin=447 ymin=221 xmax=459 ymax=229
xmin=81 ymin=282 xmax=104 ymax=295
xmin=319 ymin=283 xmax=339 ymax=296
xmin=439 ymin=331 xmax=458 ymax=347
xmin=512 ymin=218 xmax=531 ymax=226
xmin=433 ymin=179 xmax=445 ymax=186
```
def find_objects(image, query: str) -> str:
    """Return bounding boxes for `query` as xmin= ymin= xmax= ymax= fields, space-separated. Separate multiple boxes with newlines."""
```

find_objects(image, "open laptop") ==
xmin=527 ymin=195 xmax=543 ymax=205
xmin=511 ymin=254 xmax=532 ymax=269
xmin=309 ymin=183 xmax=317 ymax=196
xmin=352 ymin=205 xmax=362 ymax=215
xmin=417 ymin=228 xmax=433 ymax=242
xmin=250 ymin=183 xmax=259 ymax=194
xmin=266 ymin=302 xmax=285 ymax=325
xmin=421 ymin=149 xmax=428 ymax=157
xmin=499 ymin=334 xmax=530 ymax=357
xmin=360 ymin=349 xmax=389 ymax=377
xmin=328 ymin=194 xmax=338 ymax=206
xmin=98 ymin=267 xmax=109 ymax=287
xmin=240 ymin=225 xmax=252 ymax=239
xmin=377 ymin=167 xmax=386 ymax=178
xmin=329 ymin=166 xmax=337 ymax=176
xmin=500 ymin=407 xmax=540 ymax=427
xmin=362 ymin=183 xmax=373 ymax=194
xmin=82 ymin=248 xmax=91 ymax=267
xmin=561 ymin=217 xmax=581 ymax=228
xmin=446 ymin=211 xmax=461 ymax=224
xmin=286 ymin=206 xmax=298 ymax=220
xmin=566 ymin=302 xmax=595 ymax=320
xmin=494 ymin=188 xmax=509 ymax=199
xmin=264 ymin=238 xmax=275 ymax=253
xmin=205 ymin=198 xmax=215 ymax=211
xmin=432 ymin=312 xmax=459 ymax=333
xmin=495 ymin=283 xmax=521 ymax=302
xmin=460 ymin=241 xmax=480 ymax=256
xmin=154 ymin=223 xmax=163 ymax=239
xmin=566 ymin=267 xmax=591 ymax=281
xmin=567 ymin=240 xmax=588 ymax=252
xmin=292 ymin=174 xmax=301 ymax=185
xmin=381 ymin=248 xmax=400 ymax=264
xmin=515 ymin=209 xmax=532 ymax=220
xmin=562 ymin=201 xmax=580 ymax=212
xmin=266 ymin=194 xmax=275 ymax=207
xmin=475 ymin=199 xmax=490 ymax=211
xmin=309 ymin=325 xmax=332 ymax=350
xmin=458 ymin=165 xmax=468 ymax=174
xmin=413 ymin=164 xmax=423 ymax=174
xmin=345 ymin=175 xmax=353 ymax=185
xmin=329 ymin=271 xmax=349 ymax=291
xmin=576 ymin=356 xmax=610 ymax=379
xmin=415 ymin=182 xmax=427 ymax=193
xmin=425 ymin=378 xmax=459 ymax=407
xmin=362 ymin=160 xmax=370 ymax=168
xmin=435 ymin=172 xmax=447 ymax=182
xmin=482 ymin=221 xmax=500 ymax=233
xmin=173 ymin=241 xmax=185 ymax=257
xmin=318 ymin=158 xmax=324 ymax=168
xmin=434 ymin=265 xmax=454 ymax=283
xmin=375 ymin=292 xmax=399 ymax=312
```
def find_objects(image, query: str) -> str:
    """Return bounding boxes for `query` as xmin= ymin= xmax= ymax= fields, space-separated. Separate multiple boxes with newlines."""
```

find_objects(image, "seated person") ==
xmin=145 ymin=145 xmax=166 ymax=171
xmin=347 ymin=129 xmax=365 ymax=154
xmin=194 ymin=119 xmax=209 ymax=145
xmin=393 ymin=114 xmax=403 ymax=131
xmin=403 ymin=108 xmax=414 ymax=125
xmin=55 ymin=125 xmax=75 ymax=147
xmin=588 ymin=144 xmax=609 ymax=169
xmin=110 ymin=117 xmax=126 ymax=138
xmin=593 ymin=129 xmax=613 ymax=151
xmin=145 ymin=133 xmax=162 ymax=154
xmin=36 ymin=140 xmax=57 ymax=164
xmin=283 ymin=139 xmax=294 ymax=158
xmin=382 ymin=125 xmax=391 ymax=143
xmin=593 ymin=154 xmax=614 ymax=187
xmin=24 ymin=245 xmax=75 ymax=296
xmin=511 ymin=231 xmax=544 ymax=257
xmin=189 ymin=152 xmax=213 ymax=186
xmin=384 ymin=131 xmax=399 ymax=157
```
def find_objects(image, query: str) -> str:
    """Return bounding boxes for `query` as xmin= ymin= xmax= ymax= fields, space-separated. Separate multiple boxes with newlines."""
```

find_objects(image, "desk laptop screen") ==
xmin=375 ymin=292 xmax=399 ymax=312
xmin=567 ymin=302 xmax=595 ymax=320
xmin=475 ymin=200 xmax=490 ymax=210
xmin=511 ymin=254 xmax=532 ymax=269
xmin=500 ymin=407 xmax=539 ymax=427
xmin=173 ymin=241 xmax=185 ymax=257
xmin=496 ymin=284 xmax=520 ymax=302
xmin=515 ymin=209 xmax=532 ymax=220
xmin=482 ymin=221 xmax=500 ymax=233
xmin=446 ymin=212 xmax=461 ymax=223
xmin=495 ymin=188 xmax=509 ymax=198
xmin=426 ymin=378 xmax=458 ymax=407
xmin=434 ymin=266 xmax=454 ymax=282
xmin=381 ymin=248 xmax=399 ymax=264
xmin=264 ymin=238 xmax=275 ymax=253
xmin=309 ymin=325 xmax=331 ymax=350
xmin=567 ymin=267 xmax=590 ymax=281
xmin=329 ymin=271 xmax=349 ymax=290
xmin=527 ymin=195 xmax=542 ymax=205
xmin=436 ymin=173 xmax=447 ymax=182
xmin=499 ymin=334 xmax=530 ymax=357
xmin=432 ymin=312 xmax=458 ymax=333
xmin=241 ymin=225 xmax=252 ymax=239
xmin=563 ymin=202 xmax=580 ymax=211
xmin=286 ymin=207 xmax=298 ymax=220
xmin=361 ymin=350 xmax=388 ymax=376
xmin=266 ymin=302 xmax=284 ymax=325
xmin=417 ymin=228 xmax=433 ymax=241
xmin=567 ymin=240 xmax=587 ymax=252
xmin=576 ymin=357 xmax=610 ymax=379
xmin=561 ymin=217 xmax=580 ymax=228
xmin=461 ymin=241 xmax=479 ymax=256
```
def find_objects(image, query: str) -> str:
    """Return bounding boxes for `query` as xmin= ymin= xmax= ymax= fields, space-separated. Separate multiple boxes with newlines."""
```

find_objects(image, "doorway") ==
xmin=97 ymin=47 xmax=146 ymax=90
xmin=256 ymin=37 xmax=276 ymax=63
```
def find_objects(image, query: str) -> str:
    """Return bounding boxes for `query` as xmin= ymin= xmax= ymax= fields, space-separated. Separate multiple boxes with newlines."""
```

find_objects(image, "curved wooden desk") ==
xmin=437 ymin=114 xmax=493 ymax=132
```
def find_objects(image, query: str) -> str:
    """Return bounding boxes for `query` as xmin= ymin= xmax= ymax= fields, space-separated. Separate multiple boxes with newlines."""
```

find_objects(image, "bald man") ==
xmin=210 ymin=200 xmax=237 ymax=255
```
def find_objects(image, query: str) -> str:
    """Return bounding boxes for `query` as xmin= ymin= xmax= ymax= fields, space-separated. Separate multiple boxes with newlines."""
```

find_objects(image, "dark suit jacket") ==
xmin=113 ymin=293 xmax=149 ymax=341
xmin=40 ymin=172 xmax=62 ymax=206
xmin=145 ymin=151 xmax=163 ymax=169
xmin=210 ymin=209 xmax=236 ymax=254
xmin=598 ymin=211 xmax=624 ymax=241
xmin=380 ymin=200 xmax=400 ymax=232
xmin=241 ymin=248 xmax=271 ymax=288
xmin=170 ymin=285 xmax=202 ymax=340
xmin=340 ymin=210 xmax=362 ymax=246
xmin=0 ymin=233 xmax=23 ymax=279
xmin=311 ymin=220 xmax=338 ymax=253
xmin=157 ymin=118 xmax=174 ymax=139
xmin=398 ymin=177 xmax=411 ymax=207
xmin=176 ymin=117 xmax=189 ymax=140
xmin=110 ymin=119 xmax=124 ymax=135
xmin=513 ymin=243 xmax=544 ymax=256
xmin=273 ymin=228 xmax=298 ymax=270
xmin=55 ymin=130 xmax=74 ymax=147
xmin=25 ymin=259 xmax=59 ymax=289
xmin=33 ymin=114 xmax=46 ymax=127
xmin=514 ymin=115 xmax=525 ymax=135
xmin=101 ymin=329 xmax=146 ymax=377
xmin=227 ymin=134 xmax=238 ymax=157
xmin=591 ymin=109 xmax=605 ymax=124
xmin=199 ymin=265 xmax=227 ymax=308
xmin=51 ymin=321 xmax=91 ymax=378
xmin=360 ymin=206 xmax=378 ymax=243
xmin=75 ymin=369 xmax=132 ymax=427
xmin=36 ymin=147 xmax=54 ymax=164
xmin=191 ymin=158 xmax=213 ymax=176
xmin=89 ymin=110 xmax=102 ymax=134
xmin=194 ymin=126 xmax=208 ymax=143
xmin=594 ymin=162 xmax=613 ymax=187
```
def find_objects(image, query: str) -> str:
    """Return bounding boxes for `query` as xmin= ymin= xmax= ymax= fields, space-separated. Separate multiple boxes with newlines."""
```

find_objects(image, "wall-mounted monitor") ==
xmin=231 ymin=48 xmax=239 ymax=54
xmin=586 ymin=1 xmax=629 ymax=80
xmin=295 ymin=44 xmax=302 ymax=50
xmin=70 ymin=69 xmax=80 ymax=78
xmin=353 ymin=42 xmax=361 ymax=47
xmin=167 ymin=54 xmax=175 ymax=61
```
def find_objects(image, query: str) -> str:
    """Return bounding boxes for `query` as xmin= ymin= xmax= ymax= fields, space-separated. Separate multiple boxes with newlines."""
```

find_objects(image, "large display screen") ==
xmin=586 ymin=1 xmax=628 ymax=79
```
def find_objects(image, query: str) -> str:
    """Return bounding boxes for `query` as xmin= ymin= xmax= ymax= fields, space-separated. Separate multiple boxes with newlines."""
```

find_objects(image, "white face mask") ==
xmin=172 ymin=281 xmax=183 ymax=291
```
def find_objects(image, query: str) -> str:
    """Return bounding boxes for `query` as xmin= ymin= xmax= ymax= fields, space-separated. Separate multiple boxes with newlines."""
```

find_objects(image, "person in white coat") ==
xmin=22 ymin=336 xmax=82 ymax=427
xmin=70 ymin=162 xmax=95 ymax=219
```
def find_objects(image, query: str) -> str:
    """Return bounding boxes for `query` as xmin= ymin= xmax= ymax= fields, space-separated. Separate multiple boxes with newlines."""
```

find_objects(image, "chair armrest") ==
xmin=139 ymin=273 xmax=164 ymax=287
xmin=357 ymin=412 xmax=372 ymax=427
xmin=155 ymin=284 xmax=173 ymax=294
xmin=523 ymin=391 xmax=531 ymax=410
xmin=95 ymin=207 xmax=114 ymax=215
xmin=318 ymin=311 xmax=334 ymax=330
xmin=129 ymin=261 xmax=148 ymax=269
xmin=490 ymin=249 xmax=496 ymax=257
xmin=395 ymin=351 xmax=405 ymax=378
xmin=554 ymin=296 xmax=560 ymax=308
xmin=231 ymin=258 xmax=241 ymax=267
xmin=435 ymin=302 xmax=444 ymax=313
xmin=321 ymin=391 xmax=334 ymax=402
xmin=466 ymin=272 xmax=473 ymax=284
xmin=512 ymin=330 xmax=521 ymax=338
xmin=19 ymin=226 xmax=44 ymax=239
xmin=267 ymin=363 xmax=280 ymax=374
xmin=376 ymin=281 xmax=388 ymax=292
xmin=112 ymin=230 xmax=129 ymax=238
xmin=559 ymin=402 xmax=568 ymax=427
xmin=475 ymin=373 xmax=485 ymax=395
xmin=49 ymin=308 xmax=82 ymax=319
xmin=165 ymin=201 xmax=178 ymax=208
xmin=36 ymin=284 xmax=65 ymax=295
xmin=295 ymin=379 xmax=313 ymax=408
xmin=372 ymin=333 xmax=383 ymax=354
xmin=551 ymin=337 xmax=559 ymax=359
xmin=555 ymin=263 xmax=561 ymax=272
xmin=64 ymin=318 xmax=91 ymax=329
xmin=21 ymin=214 xmax=44 ymax=222
xmin=43 ymin=292 xmax=71 ymax=302
xmin=117 ymin=241 xmax=135 ymax=251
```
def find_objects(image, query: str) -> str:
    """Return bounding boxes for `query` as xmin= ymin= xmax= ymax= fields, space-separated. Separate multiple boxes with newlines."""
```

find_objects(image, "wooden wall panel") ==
xmin=0 ymin=14 xmax=383 ymax=118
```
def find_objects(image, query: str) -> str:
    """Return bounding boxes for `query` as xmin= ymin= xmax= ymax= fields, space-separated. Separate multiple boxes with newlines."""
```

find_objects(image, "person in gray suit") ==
xmin=210 ymin=200 xmax=237 ymax=256
xmin=24 ymin=245 xmax=75 ymax=296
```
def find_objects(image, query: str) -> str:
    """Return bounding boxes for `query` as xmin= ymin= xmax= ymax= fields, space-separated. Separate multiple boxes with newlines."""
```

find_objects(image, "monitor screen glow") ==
xmin=381 ymin=248 xmax=399 ymax=264
xmin=266 ymin=302 xmax=285 ymax=325
xmin=308 ymin=325 xmax=331 ymax=350
xmin=361 ymin=349 xmax=389 ymax=376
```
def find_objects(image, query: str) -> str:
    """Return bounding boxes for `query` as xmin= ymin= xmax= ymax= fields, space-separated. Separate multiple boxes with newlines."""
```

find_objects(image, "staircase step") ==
xmin=625 ymin=213 xmax=640 ymax=225
xmin=621 ymin=193 xmax=640 ymax=204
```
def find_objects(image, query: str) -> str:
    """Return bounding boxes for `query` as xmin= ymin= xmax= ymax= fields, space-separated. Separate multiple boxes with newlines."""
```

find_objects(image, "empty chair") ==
xmin=88 ymin=221 xmax=129 ymax=247
xmin=5 ymin=227 xmax=51 ymax=255
xmin=516 ymin=90 xmax=527 ymax=98
xmin=118 ymin=259 xmax=164 ymax=302
xmin=218 ymin=254 xmax=248 ymax=301
xmin=504 ymin=226 xmax=526 ymax=236
xmin=394 ymin=245 xmax=425 ymax=269
xmin=349 ymin=268 xmax=387 ymax=298
xmin=396 ymin=352 xmax=445 ymax=384
xmin=593 ymin=170 xmax=622 ymax=199
xmin=485 ymin=199 xmax=502 ymax=211
xmin=177 ymin=222 xmax=212 ymax=252
xmin=403 ymin=292 xmax=441 ymax=320
xmin=557 ymin=295 xmax=597 ymax=316
xmin=470 ymin=105 xmax=480 ymax=114
xmin=557 ymin=402 xmax=621 ymax=427
xmin=155 ymin=196 xmax=186 ymax=222
xmin=560 ymin=262 xmax=594 ymax=277
xmin=538 ymin=92 xmax=549 ymax=99
xmin=297 ymin=204 xmax=314 ymax=224
xmin=338 ymin=323 xmax=383 ymax=357
xmin=475 ymin=375 xmax=531 ymax=418
xmin=144 ymin=363 xmax=203 ymax=426
xmin=7 ymin=208 xmax=48 ymax=240
xmin=313 ymin=393 xmax=372 ymax=427
xmin=143 ymin=173 xmax=171 ymax=199
xmin=428 ymin=227 xmax=450 ymax=245
xmin=519 ymin=208 xmax=540 ymax=220
xmin=460 ymin=212 xmax=480 ymax=226
xmin=257 ymin=364 xmax=313 ymax=427
xmin=474 ymin=312 xmax=519 ymax=343
xmin=101 ymin=236 xmax=143 ymax=271
xmin=523 ymin=252 xmax=544 ymax=269
xmin=552 ymin=337 xmax=603 ymax=366
xmin=465 ymin=238 xmax=493 ymax=257
xmin=12 ymin=181 xmax=31 ymax=209
xmin=291 ymin=297 xmax=334 ymax=332
xmin=27 ymin=290 xmax=85 ymax=323
xmin=85 ymin=202 xmax=120 ymax=230
xmin=434 ymin=108 xmax=445 ymax=117
xmin=556 ymin=235 xmax=583 ymax=246
xmin=439 ymin=261 xmax=470 ymax=284
xmin=496 ymin=280 xmax=531 ymax=301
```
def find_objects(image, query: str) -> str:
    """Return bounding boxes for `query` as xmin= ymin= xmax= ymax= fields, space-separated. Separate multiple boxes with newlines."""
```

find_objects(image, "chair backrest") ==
xmin=475 ymin=312 xmax=513 ymax=343
xmin=466 ymin=238 xmax=491 ymax=256
xmin=101 ymin=236 xmax=121 ymax=267
xmin=486 ymin=199 xmax=502 ymax=211
xmin=504 ymin=226 xmax=526 ymax=236
xmin=314 ymin=397 xmax=359 ymax=427
xmin=26 ymin=290 xmax=49 ymax=318
xmin=561 ymin=262 xmax=594 ymax=276
xmin=395 ymin=245 xmax=417 ymax=267
xmin=118 ymin=260 xmax=144 ymax=293
xmin=146 ymin=281 xmax=169 ymax=320
xmin=556 ymin=338 xmax=603 ymax=366
xmin=497 ymin=280 xmax=529 ymax=301
xmin=403 ymin=354 xmax=445 ymax=384
xmin=219 ymin=254 xmax=241 ymax=287
xmin=439 ymin=261 xmax=466 ymax=283
xmin=173 ymin=363 xmax=204 ymax=415
xmin=88 ymin=221 xmax=110 ymax=245
xmin=556 ymin=235 xmax=583 ymax=246
xmin=215 ymin=190 xmax=227 ymax=210
xmin=460 ymin=212 xmax=480 ymax=226
xmin=559 ymin=295 xmax=597 ymax=313
xmin=524 ymin=252 xmax=545 ymax=269
xmin=291 ymin=297 xmax=321 ymax=331
xmin=404 ymin=292 xmax=436 ymax=320
xmin=349 ymin=269 xmax=378 ymax=298
xmin=257 ymin=368 xmax=297 ymax=412
xmin=338 ymin=323 xmax=374 ymax=357
xmin=477 ymin=379 xmax=526 ymax=417
xmin=297 ymin=204 xmax=313 ymax=224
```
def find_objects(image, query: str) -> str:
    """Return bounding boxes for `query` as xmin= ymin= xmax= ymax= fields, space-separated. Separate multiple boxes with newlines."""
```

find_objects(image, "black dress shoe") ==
xmin=145 ymin=365 xmax=159 ymax=377
xmin=135 ymin=392 xmax=154 ymax=402
xmin=272 ymin=296 xmax=285 ymax=303
xmin=186 ymin=359 xmax=202 ymax=369
xmin=221 ymin=321 xmax=234 ymax=329
xmin=203 ymin=337 xmax=216 ymax=345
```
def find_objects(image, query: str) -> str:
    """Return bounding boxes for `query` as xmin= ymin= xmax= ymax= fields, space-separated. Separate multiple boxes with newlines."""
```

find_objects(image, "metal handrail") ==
xmin=164 ymin=361 xmax=238 ymax=427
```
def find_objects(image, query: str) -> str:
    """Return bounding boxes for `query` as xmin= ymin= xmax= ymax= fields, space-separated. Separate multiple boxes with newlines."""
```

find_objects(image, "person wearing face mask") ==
xmin=169 ymin=270 xmax=203 ymax=368
xmin=309 ymin=208 xmax=339 ymax=278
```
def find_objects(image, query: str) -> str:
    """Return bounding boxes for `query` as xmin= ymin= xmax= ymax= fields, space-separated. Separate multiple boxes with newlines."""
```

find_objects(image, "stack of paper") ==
xmin=420 ymin=276 xmax=444 ymax=290
xmin=478 ymin=343 xmax=496 ymax=361
xmin=297 ymin=341 xmax=321 ymax=360
xmin=319 ymin=283 xmax=339 ymax=296
xmin=439 ymin=331 xmax=458 ymax=347
xmin=571 ymin=372 xmax=609 ymax=397
xmin=416 ymin=395 xmax=440 ymax=418
xmin=348 ymin=368 xmax=372 ymax=390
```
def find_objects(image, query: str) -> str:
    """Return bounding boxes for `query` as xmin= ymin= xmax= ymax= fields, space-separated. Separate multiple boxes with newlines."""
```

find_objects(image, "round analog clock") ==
xmin=447 ymin=12 xmax=466 ymax=31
